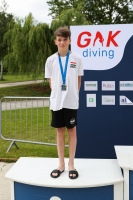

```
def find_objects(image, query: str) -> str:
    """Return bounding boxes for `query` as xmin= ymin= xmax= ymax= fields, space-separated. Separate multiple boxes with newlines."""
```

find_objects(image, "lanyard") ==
xmin=58 ymin=51 xmax=70 ymax=84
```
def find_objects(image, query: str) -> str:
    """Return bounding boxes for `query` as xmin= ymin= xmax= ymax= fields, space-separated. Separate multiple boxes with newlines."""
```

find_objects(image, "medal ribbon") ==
xmin=58 ymin=51 xmax=70 ymax=85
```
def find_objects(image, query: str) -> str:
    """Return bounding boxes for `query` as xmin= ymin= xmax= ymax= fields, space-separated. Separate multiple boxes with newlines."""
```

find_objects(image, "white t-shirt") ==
xmin=45 ymin=52 xmax=84 ymax=111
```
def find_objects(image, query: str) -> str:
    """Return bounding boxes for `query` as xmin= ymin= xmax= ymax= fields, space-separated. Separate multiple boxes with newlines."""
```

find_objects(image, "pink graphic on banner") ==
xmin=93 ymin=31 xmax=104 ymax=46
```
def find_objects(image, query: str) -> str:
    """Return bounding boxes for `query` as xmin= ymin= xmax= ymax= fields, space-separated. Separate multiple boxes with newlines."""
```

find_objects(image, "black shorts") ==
xmin=51 ymin=108 xmax=77 ymax=129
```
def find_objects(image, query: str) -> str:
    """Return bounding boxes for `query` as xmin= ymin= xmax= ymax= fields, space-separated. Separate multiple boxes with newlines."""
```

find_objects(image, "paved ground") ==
xmin=0 ymin=162 xmax=15 ymax=200
xmin=0 ymin=80 xmax=44 ymax=88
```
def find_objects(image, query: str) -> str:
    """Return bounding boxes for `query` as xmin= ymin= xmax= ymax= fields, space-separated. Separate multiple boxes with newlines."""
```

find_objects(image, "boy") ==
xmin=45 ymin=27 xmax=84 ymax=179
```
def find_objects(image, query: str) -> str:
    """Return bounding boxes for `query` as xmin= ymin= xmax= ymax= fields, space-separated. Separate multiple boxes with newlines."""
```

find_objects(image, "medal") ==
xmin=58 ymin=51 xmax=70 ymax=91
xmin=61 ymin=84 xmax=67 ymax=91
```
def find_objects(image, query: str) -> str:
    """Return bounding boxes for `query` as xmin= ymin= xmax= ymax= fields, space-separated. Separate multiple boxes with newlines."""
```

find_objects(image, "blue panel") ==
xmin=129 ymin=170 xmax=133 ymax=200
xmin=14 ymin=182 xmax=113 ymax=200
xmin=76 ymin=36 xmax=133 ymax=159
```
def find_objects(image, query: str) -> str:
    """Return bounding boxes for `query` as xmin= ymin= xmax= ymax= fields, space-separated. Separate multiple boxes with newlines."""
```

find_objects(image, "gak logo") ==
xmin=77 ymin=31 xmax=121 ymax=48
xmin=71 ymin=24 xmax=133 ymax=70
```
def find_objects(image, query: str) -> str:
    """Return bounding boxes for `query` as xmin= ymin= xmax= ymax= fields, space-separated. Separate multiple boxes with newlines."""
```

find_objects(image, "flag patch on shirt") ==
xmin=70 ymin=62 xmax=76 ymax=68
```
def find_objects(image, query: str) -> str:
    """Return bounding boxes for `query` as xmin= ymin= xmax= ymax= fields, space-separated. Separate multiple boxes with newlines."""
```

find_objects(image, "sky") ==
xmin=0 ymin=0 xmax=52 ymax=24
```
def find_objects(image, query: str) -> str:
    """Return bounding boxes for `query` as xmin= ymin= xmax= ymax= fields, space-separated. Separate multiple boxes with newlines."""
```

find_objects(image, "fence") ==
xmin=0 ymin=97 xmax=68 ymax=152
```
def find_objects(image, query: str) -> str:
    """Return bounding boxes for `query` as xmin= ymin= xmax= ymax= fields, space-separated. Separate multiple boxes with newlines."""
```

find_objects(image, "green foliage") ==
xmin=51 ymin=8 xmax=89 ymax=31
xmin=3 ymin=13 xmax=53 ymax=79
xmin=47 ymin=0 xmax=82 ymax=19
xmin=83 ymin=0 xmax=133 ymax=24
xmin=47 ymin=0 xmax=133 ymax=24
xmin=0 ymin=0 xmax=14 ymax=60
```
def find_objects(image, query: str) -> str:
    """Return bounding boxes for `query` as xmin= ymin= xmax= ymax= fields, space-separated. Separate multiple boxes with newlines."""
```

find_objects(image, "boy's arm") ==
xmin=47 ymin=78 xmax=52 ymax=89
xmin=78 ymin=76 xmax=82 ymax=91
xmin=45 ymin=58 xmax=52 ymax=89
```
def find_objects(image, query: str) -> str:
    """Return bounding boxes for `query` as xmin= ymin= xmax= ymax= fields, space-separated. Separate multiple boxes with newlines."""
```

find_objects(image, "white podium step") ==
xmin=5 ymin=157 xmax=123 ymax=200
xmin=115 ymin=145 xmax=133 ymax=200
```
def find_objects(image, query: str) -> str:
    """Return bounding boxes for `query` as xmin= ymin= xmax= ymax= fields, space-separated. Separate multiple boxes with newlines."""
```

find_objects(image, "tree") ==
xmin=47 ymin=0 xmax=133 ymax=24
xmin=47 ymin=0 xmax=83 ymax=19
xmin=0 ymin=0 xmax=13 ymax=79
xmin=51 ymin=8 xmax=89 ymax=31
xmin=49 ymin=8 xmax=89 ymax=53
xmin=3 ymin=13 xmax=53 ymax=79
xmin=82 ymin=0 xmax=133 ymax=24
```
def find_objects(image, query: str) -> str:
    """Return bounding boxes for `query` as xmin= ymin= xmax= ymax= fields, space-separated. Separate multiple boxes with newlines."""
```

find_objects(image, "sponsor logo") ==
xmin=87 ymin=84 xmax=96 ymax=86
xmin=89 ymin=98 xmax=94 ymax=102
xmin=102 ymin=81 xmax=115 ymax=91
xmin=102 ymin=96 xmax=115 ymax=105
xmin=121 ymin=98 xmax=127 ymax=103
xmin=120 ymin=81 xmax=133 ymax=91
xmin=104 ymin=98 xmax=113 ymax=102
xmin=103 ymin=84 xmax=114 ymax=88
xmin=86 ymin=94 xmax=96 ymax=107
xmin=120 ymin=83 xmax=133 ymax=87
xmin=84 ymin=81 xmax=98 ymax=91
xmin=120 ymin=96 xmax=133 ymax=105
xmin=70 ymin=118 xmax=75 ymax=125
xmin=70 ymin=62 xmax=76 ymax=68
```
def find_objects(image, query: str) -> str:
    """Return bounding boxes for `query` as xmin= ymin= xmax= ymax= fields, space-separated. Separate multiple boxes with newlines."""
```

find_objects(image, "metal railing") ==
xmin=0 ymin=97 xmax=65 ymax=152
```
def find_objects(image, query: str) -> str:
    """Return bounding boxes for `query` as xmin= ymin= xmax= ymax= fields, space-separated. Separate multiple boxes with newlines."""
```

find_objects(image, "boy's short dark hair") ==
xmin=54 ymin=27 xmax=71 ymax=39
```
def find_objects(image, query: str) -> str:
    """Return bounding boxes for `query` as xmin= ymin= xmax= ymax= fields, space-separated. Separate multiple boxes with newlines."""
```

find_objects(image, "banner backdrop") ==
xmin=70 ymin=24 xmax=133 ymax=158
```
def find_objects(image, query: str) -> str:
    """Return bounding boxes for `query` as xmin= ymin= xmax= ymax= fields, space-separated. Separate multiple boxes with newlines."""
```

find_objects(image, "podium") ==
xmin=5 ymin=157 xmax=123 ymax=200
xmin=115 ymin=146 xmax=133 ymax=200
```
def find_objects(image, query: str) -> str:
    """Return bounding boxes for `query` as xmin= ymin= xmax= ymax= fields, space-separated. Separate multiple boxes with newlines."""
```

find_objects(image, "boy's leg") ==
xmin=57 ymin=127 xmax=65 ymax=169
xmin=51 ymin=127 xmax=65 ymax=177
xmin=51 ymin=109 xmax=65 ymax=177
xmin=68 ymin=126 xmax=77 ymax=178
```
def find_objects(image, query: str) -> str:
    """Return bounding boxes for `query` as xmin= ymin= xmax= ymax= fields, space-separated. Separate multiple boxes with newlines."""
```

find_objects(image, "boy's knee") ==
xmin=57 ymin=127 xmax=65 ymax=133
xmin=68 ymin=126 xmax=76 ymax=134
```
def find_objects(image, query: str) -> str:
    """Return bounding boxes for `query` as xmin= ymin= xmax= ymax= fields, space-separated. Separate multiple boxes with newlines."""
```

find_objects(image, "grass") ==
xmin=0 ymin=82 xmax=50 ymax=100
xmin=2 ymin=107 xmax=55 ymax=141
xmin=0 ymin=137 xmax=69 ymax=162
xmin=0 ymin=78 xmax=69 ymax=161
xmin=0 ymin=107 xmax=69 ymax=161
xmin=0 ymin=74 xmax=44 ymax=83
